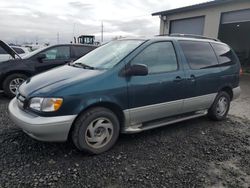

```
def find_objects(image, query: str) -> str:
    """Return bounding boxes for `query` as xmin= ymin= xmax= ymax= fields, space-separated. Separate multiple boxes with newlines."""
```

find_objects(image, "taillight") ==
xmin=240 ymin=67 xmax=243 ymax=76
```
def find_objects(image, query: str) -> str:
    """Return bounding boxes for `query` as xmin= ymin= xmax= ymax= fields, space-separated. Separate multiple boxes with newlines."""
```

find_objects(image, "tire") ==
xmin=3 ymin=74 xmax=28 ymax=98
xmin=71 ymin=107 xmax=120 ymax=154
xmin=208 ymin=91 xmax=231 ymax=121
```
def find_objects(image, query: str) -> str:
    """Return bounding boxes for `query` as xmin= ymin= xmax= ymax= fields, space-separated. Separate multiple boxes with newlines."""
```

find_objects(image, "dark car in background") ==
xmin=0 ymin=41 xmax=97 ymax=97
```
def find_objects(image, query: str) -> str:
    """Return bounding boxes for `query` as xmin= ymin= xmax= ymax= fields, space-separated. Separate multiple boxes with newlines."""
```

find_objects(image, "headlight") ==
xmin=29 ymin=97 xmax=63 ymax=112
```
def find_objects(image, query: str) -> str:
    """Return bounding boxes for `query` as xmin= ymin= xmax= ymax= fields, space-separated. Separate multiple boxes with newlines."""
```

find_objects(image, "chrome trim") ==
xmin=8 ymin=98 xmax=77 ymax=142
xmin=232 ymin=86 xmax=241 ymax=100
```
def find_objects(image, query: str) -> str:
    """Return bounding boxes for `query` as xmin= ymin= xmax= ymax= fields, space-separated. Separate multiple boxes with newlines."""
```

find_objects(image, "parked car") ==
xmin=9 ymin=36 xmax=241 ymax=154
xmin=0 ymin=40 xmax=97 ymax=97
xmin=0 ymin=45 xmax=31 ymax=63
xmin=0 ymin=44 xmax=21 ymax=63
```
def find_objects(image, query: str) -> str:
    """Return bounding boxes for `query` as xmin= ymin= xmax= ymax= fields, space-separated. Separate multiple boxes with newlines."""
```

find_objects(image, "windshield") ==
xmin=22 ymin=46 xmax=47 ymax=59
xmin=73 ymin=40 xmax=145 ymax=69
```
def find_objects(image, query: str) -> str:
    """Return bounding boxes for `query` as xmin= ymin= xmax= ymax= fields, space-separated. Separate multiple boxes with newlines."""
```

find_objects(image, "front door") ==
xmin=35 ymin=46 xmax=72 ymax=73
xmin=127 ymin=41 xmax=185 ymax=125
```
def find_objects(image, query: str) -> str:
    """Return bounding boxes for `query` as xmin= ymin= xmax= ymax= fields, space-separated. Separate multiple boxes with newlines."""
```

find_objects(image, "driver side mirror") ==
xmin=125 ymin=64 xmax=148 ymax=76
xmin=37 ymin=53 xmax=46 ymax=63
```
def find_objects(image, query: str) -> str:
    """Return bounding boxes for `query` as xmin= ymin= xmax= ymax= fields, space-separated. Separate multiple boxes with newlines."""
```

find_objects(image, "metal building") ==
xmin=152 ymin=0 xmax=250 ymax=71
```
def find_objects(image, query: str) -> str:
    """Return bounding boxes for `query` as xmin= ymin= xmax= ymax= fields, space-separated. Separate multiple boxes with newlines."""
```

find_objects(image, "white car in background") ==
xmin=0 ymin=45 xmax=30 ymax=62
xmin=10 ymin=46 xmax=31 ymax=57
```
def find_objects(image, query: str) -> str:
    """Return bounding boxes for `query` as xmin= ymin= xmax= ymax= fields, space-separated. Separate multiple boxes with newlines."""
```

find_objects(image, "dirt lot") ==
xmin=0 ymin=76 xmax=249 ymax=188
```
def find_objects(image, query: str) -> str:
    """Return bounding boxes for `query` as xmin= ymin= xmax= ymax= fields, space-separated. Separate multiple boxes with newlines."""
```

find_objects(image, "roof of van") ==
xmin=118 ymin=35 xmax=225 ymax=45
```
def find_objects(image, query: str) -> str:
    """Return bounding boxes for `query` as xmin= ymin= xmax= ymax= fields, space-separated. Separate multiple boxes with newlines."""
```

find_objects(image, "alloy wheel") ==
xmin=85 ymin=117 xmax=114 ymax=149
xmin=9 ymin=78 xmax=25 ymax=95
xmin=216 ymin=96 xmax=228 ymax=117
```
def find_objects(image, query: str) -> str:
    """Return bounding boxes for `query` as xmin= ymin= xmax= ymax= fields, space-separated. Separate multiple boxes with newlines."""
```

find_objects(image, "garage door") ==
xmin=170 ymin=16 xmax=205 ymax=35
xmin=221 ymin=9 xmax=250 ymax=24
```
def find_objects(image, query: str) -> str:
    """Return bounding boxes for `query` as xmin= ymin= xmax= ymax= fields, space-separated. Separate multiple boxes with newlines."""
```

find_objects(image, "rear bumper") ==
xmin=233 ymin=86 xmax=241 ymax=100
xmin=8 ymin=98 xmax=77 ymax=142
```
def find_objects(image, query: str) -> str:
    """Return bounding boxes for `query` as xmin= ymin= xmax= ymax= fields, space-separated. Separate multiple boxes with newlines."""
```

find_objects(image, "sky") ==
xmin=0 ymin=0 xmax=209 ymax=44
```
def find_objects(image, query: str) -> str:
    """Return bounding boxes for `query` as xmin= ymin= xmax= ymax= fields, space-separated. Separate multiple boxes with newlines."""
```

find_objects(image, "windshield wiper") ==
xmin=71 ymin=62 xmax=95 ymax=70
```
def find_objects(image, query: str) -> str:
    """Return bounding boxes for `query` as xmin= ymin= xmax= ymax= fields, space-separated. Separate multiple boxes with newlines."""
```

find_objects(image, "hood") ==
xmin=0 ymin=40 xmax=21 ymax=59
xmin=19 ymin=65 xmax=105 ymax=97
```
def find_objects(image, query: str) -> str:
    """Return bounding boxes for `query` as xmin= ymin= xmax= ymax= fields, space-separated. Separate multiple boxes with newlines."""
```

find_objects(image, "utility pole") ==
xmin=101 ymin=21 xmax=104 ymax=43
xmin=57 ymin=32 xmax=60 ymax=44
xmin=73 ymin=23 xmax=76 ymax=43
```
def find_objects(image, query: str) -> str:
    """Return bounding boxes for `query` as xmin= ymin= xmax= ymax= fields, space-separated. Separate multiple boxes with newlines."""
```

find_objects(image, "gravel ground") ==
xmin=0 ymin=76 xmax=250 ymax=188
xmin=230 ymin=75 xmax=250 ymax=120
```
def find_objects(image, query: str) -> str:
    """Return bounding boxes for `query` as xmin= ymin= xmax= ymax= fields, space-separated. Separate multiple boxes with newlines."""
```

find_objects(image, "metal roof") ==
xmin=152 ymin=0 xmax=243 ymax=16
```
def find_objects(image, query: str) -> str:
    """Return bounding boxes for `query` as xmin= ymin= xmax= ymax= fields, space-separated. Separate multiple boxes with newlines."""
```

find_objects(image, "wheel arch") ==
xmin=0 ymin=70 xmax=32 ymax=89
xmin=68 ymin=101 xmax=125 ymax=140
xmin=219 ymin=86 xmax=233 ymax=101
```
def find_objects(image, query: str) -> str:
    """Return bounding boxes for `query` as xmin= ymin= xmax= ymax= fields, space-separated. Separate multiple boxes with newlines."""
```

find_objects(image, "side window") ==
xmin=43 ymin=46 xmax=70 ymax=60
xmin=211 ymin=43 xmax=237 ymax=65
xmin=179 ymin=41 xmax=218 ymax=69
xmin=131 ymin=42 xmax=178 ymax=74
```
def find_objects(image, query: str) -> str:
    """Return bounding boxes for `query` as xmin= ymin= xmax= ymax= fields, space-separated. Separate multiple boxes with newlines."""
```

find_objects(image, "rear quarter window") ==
xmin=211 ymin=43 xmax=238 ymax=65
xmin=179 ymin=41 xmax=218 ymax=69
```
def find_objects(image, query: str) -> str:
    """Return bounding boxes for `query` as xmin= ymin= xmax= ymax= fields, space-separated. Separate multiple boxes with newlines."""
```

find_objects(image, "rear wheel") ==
xmin=3 ymin=74 xmax=28 ymax=98
xmin=71 ymin=107 xmax=120 ymax=154
xmin=208 ymin=91 xmax=231 ymax=121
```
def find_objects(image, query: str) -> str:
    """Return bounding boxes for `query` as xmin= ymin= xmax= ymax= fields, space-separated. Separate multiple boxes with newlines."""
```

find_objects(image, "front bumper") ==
xmin=8 ymin=98 xmax=77 ymax=142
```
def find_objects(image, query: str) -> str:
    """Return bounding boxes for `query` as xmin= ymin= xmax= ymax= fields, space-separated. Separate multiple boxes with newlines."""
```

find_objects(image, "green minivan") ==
xmin=9 ymin=35 xmax=241 ymax=154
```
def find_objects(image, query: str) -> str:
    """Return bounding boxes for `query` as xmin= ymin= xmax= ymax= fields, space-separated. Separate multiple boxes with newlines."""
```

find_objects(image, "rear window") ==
xmin=72 ymin=46 xmax=96 ymax=58
xmin=211 ymin=43 xmax=237 ymax=65
xmin=179 ymin=41 xmax=218 ymax=69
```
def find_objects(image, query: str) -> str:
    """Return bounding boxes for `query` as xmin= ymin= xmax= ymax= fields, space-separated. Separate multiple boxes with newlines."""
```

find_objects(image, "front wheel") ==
xmin=208 ymin=91 xmax=231 ymax=121
xmin=3 ymin=74 xmax=28 ymax=98
xmin=71 ymin=107 xmax=120 ymax=154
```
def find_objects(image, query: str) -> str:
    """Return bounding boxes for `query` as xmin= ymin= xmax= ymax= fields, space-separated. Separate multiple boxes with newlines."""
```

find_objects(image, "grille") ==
xmin=16 ymin=92 xmax=26 ymax=109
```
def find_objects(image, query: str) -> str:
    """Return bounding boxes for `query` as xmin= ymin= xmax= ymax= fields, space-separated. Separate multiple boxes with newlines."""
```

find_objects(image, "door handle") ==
xmin=187 ymin=75 xmax=196 ymax=82
xmin=173 ymin=76 xmax=184 ymax=82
